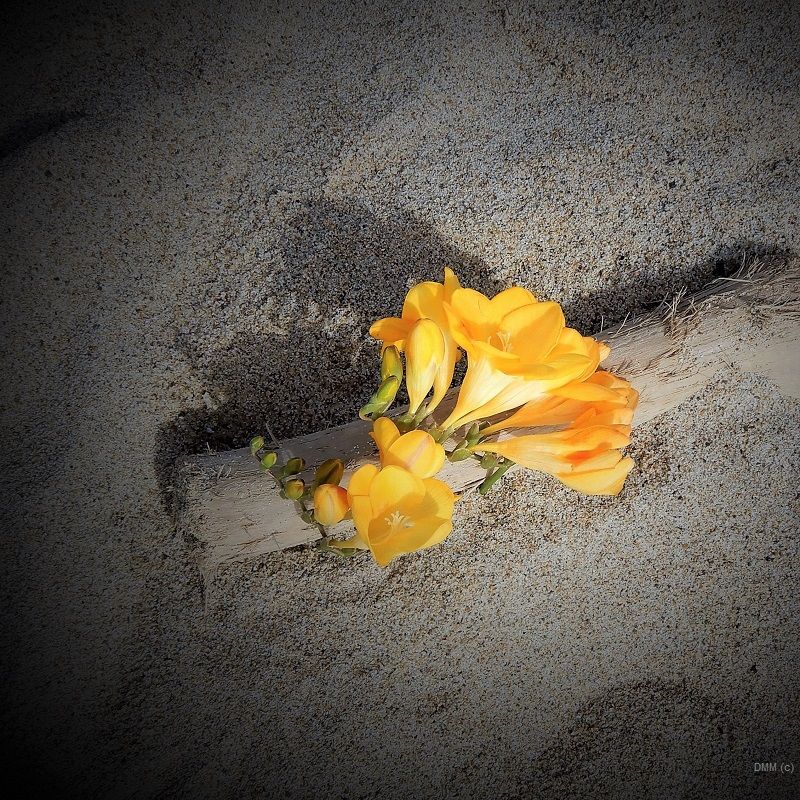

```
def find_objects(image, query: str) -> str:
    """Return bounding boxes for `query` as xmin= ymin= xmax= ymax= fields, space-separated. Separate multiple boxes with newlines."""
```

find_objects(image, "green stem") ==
xmin=478 ymin=460 xmax=513 ymax=496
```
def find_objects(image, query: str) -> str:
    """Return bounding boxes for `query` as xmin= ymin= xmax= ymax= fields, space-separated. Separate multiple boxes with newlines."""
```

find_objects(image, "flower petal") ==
xmin=385 ymin=430 xmax=446 ymax=478
xmin=443 ymin=267 xmax=461 ymax=301
xmin=449 ymin=287 xmax=495 ymax=341
xmin=428 ymin=337 xmax=459 ymax=415
xmin=369 ymin=316 xmax=412 ymax=346
xmin=368 ymin=465 xmax=426 ymax=517
xmin=488 ymin=287 xmax=537 ymax=321
xmin=402 ymin=281 xmax=446 ymax=326
xmin=501 ymin=301 xmax=565 ymax=363
xmin=557 ymin=457 xmax=634 ymax=495
xmin=406 ymin=319 xmax=446 ymax=414
xmin=370 ymin=417 xmax=401 ymax=458
xmin=441 ymin=355 xmax=516 ymax=428
xmin=349 ymin=496 xmax=374 ymax=542
xmin=416 ymin=477 xmax=458 ymax=518
xmin=368 ymin=515 xmax=453 ymax=567
xmin=347 ymin=463 xmax=379 ymax=498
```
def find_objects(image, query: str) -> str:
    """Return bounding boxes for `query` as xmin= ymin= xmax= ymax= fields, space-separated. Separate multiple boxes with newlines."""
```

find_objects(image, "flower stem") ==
xmin=478 ymin=460 xmax=513 ymax=496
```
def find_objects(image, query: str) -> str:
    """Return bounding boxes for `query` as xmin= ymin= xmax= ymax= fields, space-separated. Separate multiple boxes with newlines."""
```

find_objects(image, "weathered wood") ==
xmin=175 ymin=257 xmax=800 ymax=570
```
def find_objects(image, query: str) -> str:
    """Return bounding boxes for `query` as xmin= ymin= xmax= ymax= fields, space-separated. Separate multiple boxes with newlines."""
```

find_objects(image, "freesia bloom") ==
xmin=369 ymin=268 xmax=461 ymax=415
xmin=473 ymin=372 xmax=638 ymax=496
xmin=331 ymin=464 xmax=457 ymax=566
xmin=313 ymin=484 xmax=350 ymax=526
xmin=441 ymin=284 xmax=608 ymax=429
xmin=328 ymin=418 xmax=456 ymax=565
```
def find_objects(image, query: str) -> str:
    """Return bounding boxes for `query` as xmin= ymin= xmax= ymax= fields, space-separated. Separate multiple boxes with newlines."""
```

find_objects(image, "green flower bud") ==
xmin=284 ymin=479 xmax=305 ymax=500
xmin=281 ymin=457 xmax=305 ymax=477
xmin=259 ymin=452 xmax=277 ymax=470
xmin=448 ymin=448 xmax=473 ymax=462
xmin=380 ymin=345 xmax=403 ymax=383
xmin=359 ymin=375 xmax=400 ymax=420
xmin=250 ymin=435 xmax=265 ymax=456
xmin=465 ymin=423 xmax=481 ymax=446
xmin=480 ymin=452 xmax=498 ymax=470
xmin=315 ymin=458 xmax=344 ymax=486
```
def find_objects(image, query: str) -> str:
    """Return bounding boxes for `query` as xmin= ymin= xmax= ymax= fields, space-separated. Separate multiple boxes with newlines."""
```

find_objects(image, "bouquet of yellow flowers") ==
xmin=251 ymin=269 xmax=638 ymax=567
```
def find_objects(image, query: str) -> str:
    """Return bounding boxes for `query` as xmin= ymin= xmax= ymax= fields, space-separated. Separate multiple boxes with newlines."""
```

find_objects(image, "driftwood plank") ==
xmin=175 ymin=258 xmax=800 ymax=570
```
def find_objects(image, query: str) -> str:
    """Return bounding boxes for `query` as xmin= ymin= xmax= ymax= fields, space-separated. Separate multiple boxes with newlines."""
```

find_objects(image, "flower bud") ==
xmin=380 ymin=345 xmax=403 ymax=383
xmin=250 ymin=435 xmax=265 ymax=456
xmin=315 ymin=458 xmax=344 ymax=486
xmin=480 ymin=452 xmax=498 ymax=470
xmin=284 ymin=479 xmax=305 ymax=500
xmin=313 ymin=484 xmax=350 ymax=526
xmin=259 ymin=452 xmax=277 ymax=470
xmin=465 ymin=423 xmax=481 ymax=446
xmin=406 ymin=319 xmax=445 ymax=414
xmin=448 ymin=448 xmax=473 ymax=462
xmin=359 ymin=375 xmax=400 ymax=420
xmin=281 ymin=457 xmax=305 ymax=477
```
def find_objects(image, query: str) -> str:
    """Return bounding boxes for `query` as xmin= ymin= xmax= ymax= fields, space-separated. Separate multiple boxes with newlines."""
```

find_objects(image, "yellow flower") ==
xmin=332 ymin=464 xmax=457 ymax=566
xmin=313 ymin=484 xmax=350 ymax=525
xmin=369 ymin=268 xmax=461 ymax=414
xmin=473 ymin=372 xmax=638 ymax=496
xmin=328 ymin=418 xmax=456 ymax=565
xmin=441 ymin=285 xmax=608 ymax=429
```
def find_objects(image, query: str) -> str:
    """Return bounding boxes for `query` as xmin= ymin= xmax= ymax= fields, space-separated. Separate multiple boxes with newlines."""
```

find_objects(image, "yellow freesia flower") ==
xmin=369 ymin=268 xmax=461 ymax=414
xmin=440 ymin=284 xmax=608 ymax=429
xmin=472 ymin=371 xmax=638 ymax=496
xmin=328 ymin=418 xmax=455 ymax=564
xmin=330 ymin=464 xmax=457 ymax=566
xmin=313 ymin=484 xmax=350 ymax=526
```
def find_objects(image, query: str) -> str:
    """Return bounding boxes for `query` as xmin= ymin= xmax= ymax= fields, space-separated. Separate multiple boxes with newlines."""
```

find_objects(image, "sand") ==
xmin=1 ymin=1 xmax=798 ymax=797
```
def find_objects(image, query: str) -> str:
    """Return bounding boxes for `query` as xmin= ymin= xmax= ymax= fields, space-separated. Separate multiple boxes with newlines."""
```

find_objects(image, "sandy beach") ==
xmin=2 ymin=1 xmax=798 ymax=797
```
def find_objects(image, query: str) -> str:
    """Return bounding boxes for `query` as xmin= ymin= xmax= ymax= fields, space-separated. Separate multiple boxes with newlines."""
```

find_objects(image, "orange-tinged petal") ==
xmin=369 ymin=316 xmax=412 ymax=346
xmin=551 ymin=380 xmax=629 ymax=405
xmin=557 ymin=456 xmax=634 ymax=495
xmin=370 ymin=417 xmax=401 ymax=457
xmin=541 ymin=424 xmax=631 ymax=452
xmin=385 ymin=430 xmax=446 ymax=478
xmin=567 ymin=448 xmax=624 ymax=472
xmin=406 ymin=319 xmax=446 ymax=413
xmin=368 ymin=465 xmax=426 ymax=517
xmin=313 ymin=484 xmax=350 ymax=526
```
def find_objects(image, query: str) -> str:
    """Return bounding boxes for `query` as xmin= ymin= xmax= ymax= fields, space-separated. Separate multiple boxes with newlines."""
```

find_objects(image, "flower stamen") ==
xmin=384 ymin=510 xmax=414 ymax=532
